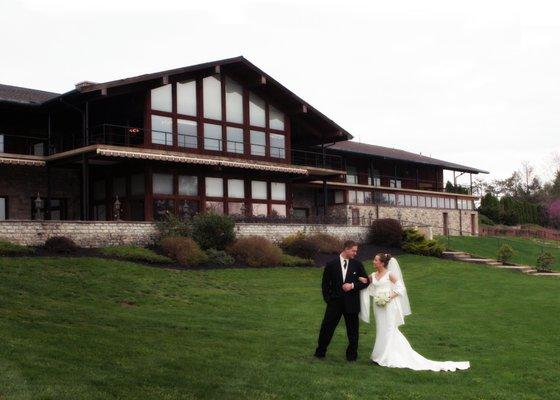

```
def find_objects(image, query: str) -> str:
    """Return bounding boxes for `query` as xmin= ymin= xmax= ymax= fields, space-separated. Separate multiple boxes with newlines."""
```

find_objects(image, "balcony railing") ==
xmin=0 ymin=133 xmax=48 ymax=156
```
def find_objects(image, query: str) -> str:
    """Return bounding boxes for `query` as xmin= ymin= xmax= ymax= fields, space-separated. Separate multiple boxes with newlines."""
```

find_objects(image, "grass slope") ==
xmin=0 ymin=255 xmax=558 ymax=399
xmin=437 ymin=235 xmax=560 ymax=271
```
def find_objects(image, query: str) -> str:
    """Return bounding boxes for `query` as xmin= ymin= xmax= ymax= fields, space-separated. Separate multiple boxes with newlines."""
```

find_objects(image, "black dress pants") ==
xmin=315 ymin=298 xmax=359 ymax=360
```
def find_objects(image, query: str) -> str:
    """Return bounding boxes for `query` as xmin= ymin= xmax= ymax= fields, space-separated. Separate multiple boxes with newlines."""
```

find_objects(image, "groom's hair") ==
xmin=343 ymin=240 xmax=358 ymax=250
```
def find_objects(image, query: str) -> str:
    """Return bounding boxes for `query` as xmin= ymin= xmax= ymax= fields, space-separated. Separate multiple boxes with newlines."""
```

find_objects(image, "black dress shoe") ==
xmin=346 ymin=357 xmax=357 ymax=362
xmin=314 ymin=353 xmax=325 ymax=359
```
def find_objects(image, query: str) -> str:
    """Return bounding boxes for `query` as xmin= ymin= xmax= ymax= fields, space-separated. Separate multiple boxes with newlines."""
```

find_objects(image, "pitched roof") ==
xmin=328 ymin=141 xmax=489 ymax=174
xmin=0 ymin=83 xmax=59 ymax=105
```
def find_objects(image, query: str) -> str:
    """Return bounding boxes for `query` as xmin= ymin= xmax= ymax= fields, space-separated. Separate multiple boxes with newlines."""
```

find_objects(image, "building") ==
xmin=0 ymin=56 xmax=488 ymax=236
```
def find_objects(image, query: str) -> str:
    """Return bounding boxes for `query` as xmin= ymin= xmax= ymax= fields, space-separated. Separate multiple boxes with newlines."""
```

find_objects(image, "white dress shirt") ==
xmin=339 ymin=254 xmax=354 ymax=288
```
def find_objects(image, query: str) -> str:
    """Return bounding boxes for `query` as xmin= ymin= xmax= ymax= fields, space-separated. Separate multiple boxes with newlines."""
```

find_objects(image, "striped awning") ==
xmin=96 ymin=148 xmax=309 ymax=175
xmin=0 ymin=156 xmax=45 ymax=167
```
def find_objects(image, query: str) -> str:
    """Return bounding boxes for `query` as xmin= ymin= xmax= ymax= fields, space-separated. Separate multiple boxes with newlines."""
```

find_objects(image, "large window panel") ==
xmin=335 ymin=190 xmax=344 ymax=204
xmin=228 ymin=179 xmax=245 ymax=198
xmin=205 ymin=177 xmax=224 ymax=197
xmin=228 ymin=202 xmax=245 ymax=216
xmin=206 ymin=201 xmax=224 ymax=214
xmin=204 ymin=123 xmax=222 ymax=151
xmin=178 ymin=175 xmax=198 ymax=196
xmin=249 ymin=92 xmax=265 ymax=127
xmin=131 ymin=174 xmax=145 ymax=196
xmin=151 ymin=115 xmax=173 ymax=146
xmin=225 ymin=77 xmax=243 ymax=124
xmin=270 ymin=182 xmax=286 ymax=201
xmin=203 ymin=75 xmax=222 ymax=120
xmin=269 ymin=105 xmax=285 ymax=130
xmin=226 ymin=127 xmax=244 ymax=154
xmin=251 ymin=203 xmax=268 ymax=217
xmin=177 ymin=80 xmax=197 ymax=116
xmin=153 ymin=173 xmax=174 ymax=195
xmin=0 ymin=197 xmax=6 ymax=220
xmin=271 ymin=204 xmax=287 ymax=217
xmin=250 ymin=130 xmax=266 ymax=156
xmin=251 ymin=181 xmax=267 ymax=200
xmin=151 ymin=84 xmax=172 ymax=112
xmin=0 ymin=135 xmax=4 ymax=153
xmin=153 ymin=199 xmax=174 ymax=221
xmin=270 ymin=133 xmax=285 ymax=158
xmin=178 ymin=119 xmax=198 ymax=149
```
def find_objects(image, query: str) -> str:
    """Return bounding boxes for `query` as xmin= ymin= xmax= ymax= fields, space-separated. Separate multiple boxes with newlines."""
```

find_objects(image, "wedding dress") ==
xmin=359 ymin=259 xmax=470 ymax=372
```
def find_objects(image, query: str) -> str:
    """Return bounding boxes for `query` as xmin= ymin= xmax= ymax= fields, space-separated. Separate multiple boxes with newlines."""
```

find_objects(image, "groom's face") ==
xmin=342 ymin=245 xmax=358 ymax=259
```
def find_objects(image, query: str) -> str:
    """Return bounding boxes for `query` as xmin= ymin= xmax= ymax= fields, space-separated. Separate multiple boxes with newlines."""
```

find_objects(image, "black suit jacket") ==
xmin=321 ymin=257 xmax=369 ymax=314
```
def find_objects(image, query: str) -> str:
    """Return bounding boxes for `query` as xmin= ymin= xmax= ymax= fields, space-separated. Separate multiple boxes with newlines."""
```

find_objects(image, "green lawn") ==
xmin=0 ymin=255 xmax=558 ymax=399
xmin=437 ymin=235 xmax=560 ymax=271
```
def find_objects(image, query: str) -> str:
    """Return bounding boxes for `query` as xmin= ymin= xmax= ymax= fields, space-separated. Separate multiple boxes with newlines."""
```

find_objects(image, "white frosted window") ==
xmin=405 ymin=195 xmax=411 ymax=206
xmin=438 ymin=198 xmax=445 ymax=208
xmin=227 ymin=127 xmax=244 ymax=154
xmin=250 ymin=130 xmax=266 ymax=156
xmin=131 ymin=174 xmax=145 ymax=195
xmin=269 ymin=105 xmax=284 ymax=130
xmin=178 ymin=119 xmax=197 ymax=149
xmin=153 ymin=173 xmax=173 ymax=195
xmin=151 ymin=115 xmax=173 ymax=146
xmin=0 ymin=197 xmax=6 ymax=220
xmin=334 ymin=190 xmax=344 ymax=204
xmin=179 ymin=175 xmax=198 ymax=196
xmin=249 ymin=92 xmax=265 ymax=127
xmin=228 ymin=179 xmax=245 ymax=198
xmin=411 ymin=196 xmax=418 ymax=207
xmin=450 ymin=198 xmax=456 ymax=209
xmin=205 ymin=177 xmax=223 ymax=197
xmin=93 ymin=180 xmax=106 ymax=200
xmin=419 ymin=196 xmax=426 ymax=207
xmin=225 ymin=77 xmax=243 ymax=124
xmin=206 ymin=201 xmax=224 ymax=214
xmin=270 ymin=133 xmax=285 ymax=158
xmin=270 ymin=182 xmax=286 ymax=201
xmin=177 ymin=80 xmax=196 ymax=116
xmin=228 ymin=202 xmax=244 ymax=216
xmin=357 ymin=191 xmax=365 ymax=204
xmin=348 ymin=190 xmax=356 ymax=203
xmin=203 ymin=75 xmax=222 ymax=120
xmin=432 ymin=197 xmax=438 ymax=208
xmin=113 ymin=177 xmax=126 ymax=197
xmin=204 ymin=123 xmax=222 ymax=151
xmin=151 ymin=84 xmax=172 ymax=112
xmin=251 ymin=180 xmax=267 ymax=200
xmin=271 ymin=204 xmax=287 ymax=217
xmin=397 ymin=195 xmax=405 ymax=206
xmin=0 ymin=135 xmax=4 ymax=152
xmin=252 ymin=203 xmax=268 ymax=217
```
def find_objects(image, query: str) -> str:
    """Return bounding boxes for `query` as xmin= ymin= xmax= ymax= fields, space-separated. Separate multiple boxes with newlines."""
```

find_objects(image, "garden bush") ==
xmin=0 ymin=240 xmax=34 ymax=256
xmin=160 ymin=236 xmax=208 ymax=266
xmin=192 ymin=213 xmax=235 ymax=250
xmin=155 ymin=212 xmax=192 ymax=238
xmin=228 ymin=236 xmax=282 ymax=267
xmin=307 ymin=233 xmax=342 ymax=254
xmin=44 ymin=236 xmax=78 ymax=254
xmin=479 ymin=214 xmax=495 ymax=226
xmin=536 ymin=252 xmax=555 ymax=272
xmin=205 ymin=248 xmax=235 ymax=267
xmin=401 ymin=228 xmax=444 ymax=257
xmin=497 ymin=244 xmax=514 ymax=263
xmin=368 ymin=218 xmax=403 ymax=247
xmin=99 ymin=245 xmax=173 ymax=264
xmin=281 ymin=232 xmax=342 ymax=258
xmin=280 ymin=253 xmax=315 ymax=267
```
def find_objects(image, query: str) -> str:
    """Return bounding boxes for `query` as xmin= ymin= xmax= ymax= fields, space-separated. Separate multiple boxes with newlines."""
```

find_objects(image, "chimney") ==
xmin=75 ymin=81 xmax=97 ymax=90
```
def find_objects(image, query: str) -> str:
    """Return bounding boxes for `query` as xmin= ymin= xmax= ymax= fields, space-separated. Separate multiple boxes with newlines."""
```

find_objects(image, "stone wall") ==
xmin=235 ymin=223 xmax=369 ymax=242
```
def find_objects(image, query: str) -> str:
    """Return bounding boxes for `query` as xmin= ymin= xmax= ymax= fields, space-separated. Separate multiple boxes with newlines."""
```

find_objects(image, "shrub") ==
xmin=479 ymin=214 xmax=495 ymax=226
xmin=205 ymin=248 xmax=235 ymax=267
xmin=228 ymin=236 xmax=283 ymax=267
xmin=401 ymin=228 xmax=444 ymax=257
xmin=155 ymin=212 xmax=191 ymax=238
xmin=368 ymin=218 xmax=403 ymax=247
xmin=160 ymin=236 xmax=208 ymax=266
xmin=99 ymin=245 xmax=173 ymax=264
xmin=497 ymin=244 xmax=514 ymax=263
xmin=281 ymin=232 xmax=342 ymax=258
xmin=307 ymin=233 xmax=342 ymax=254
xmin=536 ymin=252 xmax=555 ymax=272
xmin=281 ymin=236 xmax=319 ymax=259
xmin=0 ymin=240 xmax=34 ymax=256
xmin=280 ymin=253 xmax=315 ymax=267
xmin=192 ymin=213 xmax=235 ymax=250
xmin=44 ymin=236 xmax=78 ymax=254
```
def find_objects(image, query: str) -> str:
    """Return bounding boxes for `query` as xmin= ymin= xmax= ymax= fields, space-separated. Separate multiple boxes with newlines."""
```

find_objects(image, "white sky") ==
xmin=1 ymin=0 xmax=559 ymax=185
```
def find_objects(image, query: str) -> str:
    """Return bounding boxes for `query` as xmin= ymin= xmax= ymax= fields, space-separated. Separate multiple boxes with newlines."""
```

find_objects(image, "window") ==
xmin=390 ymin=179 xmax=402 ymax=188
xmin=228 ymin=202 xmax=245 ymax=216
xmin=0 ymin=134 xmax=4 ymax=152
xmin=388 ymin=193 xmax=396 ymax=205
xmin=153 ymin=173 xmax=174 ymax=195
xmin=131 ymin=174 xmax=145 ymax=196
xmin=204 ymin=123 xmax=222 ymax=151
xmin=225 ymin=77 xmax=243 ymax=124
xmin=369 ymin=169 xmax=381 ymax=186
xmin=178 ymin=119 xmax=197 ymax=149
xmin=228 ymin=179 xmax=245 ymax=198
xmin=271 ymin=204 xmax=287 ymax=217
xmin=270 ymin=182 xmax=286 ymax=201
xmin=356 ymin=191 xmax=365 ymax=204
xmin=450 ymin=198 xmax=456 ymax=209
xmin=404 ymin=195 xmax=411 ymax=207
xmin=178 ymin=175 xmax=198 ymax=196
xmin=348 ymin=190 xmax=357 ymax=203
xmin=270 ymin=133 xmax=285 ymax=158
xmin=151 ymin=84 xmax=172 ymax=112
xmin=251 ymin=181 xmax=267 ymax=200
xmin=418 ymin=196 xmax=426 ymax=207
xmin=205 ymin=177 xmax=223 ymax=197
xmin=0 ymin=197 xmax=6 ymax=220
xmin=334 ymin=190 xmax=344 ymax=204
xmin=438 ymin=197 xmax=445 ymax=208
xmin=397 ymin=194 xmax=405 ymax=206
xmin=431 ymin=197 xmax=438 ymax=208
xmin=252 ymin=203 xmax=268 ymax=217
xmin=444 ymin=198 xmax=450 ymax=209
xmin=151 ymin=115 xmax=173 ymax=146
xmin=269 ymin=105 xmax=284 ymax=130
xmin=203 ymin=75 xmax=222 ymax=120
xmin=249 ymin=92 xmax=266 ymax=127
xmin=206 ymin=201 xmax=224 ymax=214
xmin=33 ymin=143 xmax=44 ymax=156
xmin=113 ymin=177 xmax=126 ymax=197
xmin=226 ymin=127 xmax=244 ymax=154
xmin=411 ymin=196 xmax=418 ymax=207
xmin=346 ymin=166 xmax=358 ymax=184
xmin=153 ymin=199 xmax=174 ymax=221
xmin=93 ymin=204 xmax=106 ymax=221
xmin=179 ymin=200 xmax=199 ymax=219
xmin=177 ymin=80 xmax=196 ymax=116
xmin=250 ymin=130 xmax=266 ymax=156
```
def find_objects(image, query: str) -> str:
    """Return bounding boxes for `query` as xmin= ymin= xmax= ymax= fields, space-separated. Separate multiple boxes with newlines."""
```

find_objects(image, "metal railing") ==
xmin=0 ymin=133 xmax=48 ymax=156
xmin=290 ymin=148 xmax=345 ymax=171
xmin=345 ymin=172 xmax=473 ymax=194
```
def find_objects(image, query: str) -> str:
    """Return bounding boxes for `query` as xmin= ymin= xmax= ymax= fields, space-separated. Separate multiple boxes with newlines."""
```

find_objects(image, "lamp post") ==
xmin=34 ymin=192 xmax=44 ymax=220
xmin=113 ymin=195 xmax=121 ymax=221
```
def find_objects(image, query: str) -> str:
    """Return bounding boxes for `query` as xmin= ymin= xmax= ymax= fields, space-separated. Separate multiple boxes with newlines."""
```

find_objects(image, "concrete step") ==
xmin=495 ymin=265 xmax=534 ymax=272
xmin=442 ymin=251 xmax=471 ymax=258
xmin=462 ymin=258 xmax=497 ymax=264
xmin=531 ymin=272 xmax=560 ymax=277
xmin=521 ymin=269 xmax=538 ymax=274
xmin=485 ymin=261 xmax=503 ymax=266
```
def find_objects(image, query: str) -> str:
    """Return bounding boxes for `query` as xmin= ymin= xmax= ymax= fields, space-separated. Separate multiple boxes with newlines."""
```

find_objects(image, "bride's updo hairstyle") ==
xmin=376 ymin=253 xmax=392 ymax=267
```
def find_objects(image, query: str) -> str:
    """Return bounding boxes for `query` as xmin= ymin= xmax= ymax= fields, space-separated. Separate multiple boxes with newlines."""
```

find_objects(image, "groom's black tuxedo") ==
xmin=315 ymin=257 xmax=369 ymax=361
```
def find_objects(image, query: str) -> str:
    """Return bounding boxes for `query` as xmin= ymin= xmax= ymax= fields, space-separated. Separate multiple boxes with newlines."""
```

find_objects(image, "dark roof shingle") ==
xmin=0 ymin=84 xmax=59 ymax=105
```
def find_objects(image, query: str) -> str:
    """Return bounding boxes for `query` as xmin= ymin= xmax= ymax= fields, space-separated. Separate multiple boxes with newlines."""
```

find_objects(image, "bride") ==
xmin=358 ymin=253 xmax=470 ymax=372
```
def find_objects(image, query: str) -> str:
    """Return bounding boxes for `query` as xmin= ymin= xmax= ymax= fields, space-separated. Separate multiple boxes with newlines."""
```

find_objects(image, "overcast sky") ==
xmin=2 ymin=0 xmax=559 ymax=185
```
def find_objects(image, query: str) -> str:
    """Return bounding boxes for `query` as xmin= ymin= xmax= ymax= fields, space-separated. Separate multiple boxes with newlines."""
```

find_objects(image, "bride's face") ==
xmin=373 ymin=255 xmax=383 ymax=270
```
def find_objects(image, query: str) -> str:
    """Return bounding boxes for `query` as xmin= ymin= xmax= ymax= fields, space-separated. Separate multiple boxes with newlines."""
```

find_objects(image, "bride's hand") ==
xmin=358 ymin=277 xmax=368 ymax=284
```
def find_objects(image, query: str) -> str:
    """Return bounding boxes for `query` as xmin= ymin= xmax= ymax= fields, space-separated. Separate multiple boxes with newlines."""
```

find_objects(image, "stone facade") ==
xmin=235 ymin=223 xmax=369 ymax=242
xmin=0 ymin=165 xmax=81 ymax=220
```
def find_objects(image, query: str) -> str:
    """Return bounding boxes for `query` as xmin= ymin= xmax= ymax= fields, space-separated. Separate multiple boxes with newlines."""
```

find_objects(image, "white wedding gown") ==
xmin=361 ymin=272 xmax=470 ymax=372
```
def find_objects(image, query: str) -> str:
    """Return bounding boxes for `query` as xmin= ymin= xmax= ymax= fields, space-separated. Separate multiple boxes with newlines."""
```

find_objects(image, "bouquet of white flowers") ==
xmin=374 ymin=293 xmax=390 ymax=307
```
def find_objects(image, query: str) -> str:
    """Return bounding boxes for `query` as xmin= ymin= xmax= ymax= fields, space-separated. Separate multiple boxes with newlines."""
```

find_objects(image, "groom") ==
xmin=314 ymin=240 xmax=369 ymax=361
